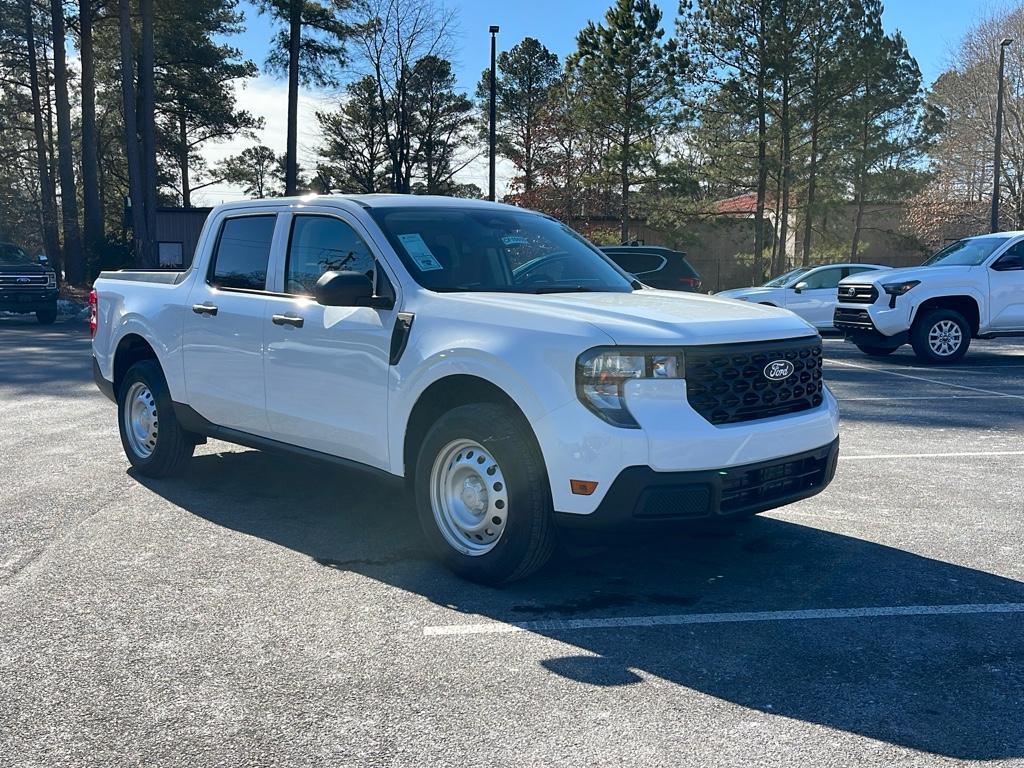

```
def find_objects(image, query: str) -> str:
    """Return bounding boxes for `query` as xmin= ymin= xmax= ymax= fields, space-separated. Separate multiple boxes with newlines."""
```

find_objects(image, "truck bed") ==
xmin=97 ymin=269 xmax=190 ymax=285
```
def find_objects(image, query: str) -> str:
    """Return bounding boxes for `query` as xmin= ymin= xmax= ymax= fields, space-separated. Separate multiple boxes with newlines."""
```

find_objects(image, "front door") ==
xmin=988 ymin=241 xmax=1024 ymax=330
xmin=786 ymin=266 xmax=844 ymax=328
xmin=263 ymin=212 xmax=396 ymax=469
xmin=183 ymin=213 xmax=279 ymax=435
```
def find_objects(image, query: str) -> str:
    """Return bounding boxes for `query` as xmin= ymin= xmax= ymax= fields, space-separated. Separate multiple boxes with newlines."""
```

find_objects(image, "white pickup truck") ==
xmin=92 ymin=195 xmax=840 ymax=583
xmin=835 ymin=232 xmax=1024 ymax=363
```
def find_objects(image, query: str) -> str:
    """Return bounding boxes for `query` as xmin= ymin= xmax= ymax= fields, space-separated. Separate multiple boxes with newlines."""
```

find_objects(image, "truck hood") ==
xmin=0 ymin=263 xmax=47 ymax=274
xmin=840 ymin=264 xmax=964 ymax=287
xmin=435 ymin=289 xmax=816 ymax=346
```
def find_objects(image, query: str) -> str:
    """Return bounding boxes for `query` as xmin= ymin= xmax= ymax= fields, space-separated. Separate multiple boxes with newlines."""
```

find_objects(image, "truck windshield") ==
xmin=922 ymin=237 xmax=1010 ymax=267
xmin=370 ymin=207 xmax=634 ymax=293
xmin=0 ymin=244 xmax=32 ymax=266
xmin=762 ymin=267 xmax=808 ymax=287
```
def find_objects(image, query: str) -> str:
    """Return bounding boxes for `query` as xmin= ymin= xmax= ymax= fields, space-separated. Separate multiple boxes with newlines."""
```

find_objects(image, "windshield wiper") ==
xmin=530 ymin=285 xmax=603 ymax=294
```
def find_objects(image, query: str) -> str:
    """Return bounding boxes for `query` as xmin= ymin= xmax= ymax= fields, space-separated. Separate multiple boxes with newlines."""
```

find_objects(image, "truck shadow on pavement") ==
xmin=134 ymin=448 xmax=1024 ymax=761
xmin=0 ymin=319 xmax=95 ymax=399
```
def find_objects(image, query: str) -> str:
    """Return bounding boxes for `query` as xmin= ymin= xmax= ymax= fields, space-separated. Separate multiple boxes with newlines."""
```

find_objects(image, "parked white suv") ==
xmin=91 ymin=195 xmax=840 ymax=582
xmin=834 ymin=232 xmax=1024 ymax=363
xmin=716 ymin=263 xmax=888 ymax=330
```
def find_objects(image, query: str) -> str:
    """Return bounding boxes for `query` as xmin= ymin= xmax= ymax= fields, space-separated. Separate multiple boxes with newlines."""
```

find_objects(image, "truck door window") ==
xmin=285 ymin=215 xmax=376 ymax=296
xmin=208 ymin=215 xmax=277 ymax=291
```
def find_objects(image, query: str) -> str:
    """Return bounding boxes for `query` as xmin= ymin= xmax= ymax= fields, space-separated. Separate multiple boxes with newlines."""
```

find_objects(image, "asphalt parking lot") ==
xmin=2 ymin=316 xmax=1023 ymax=767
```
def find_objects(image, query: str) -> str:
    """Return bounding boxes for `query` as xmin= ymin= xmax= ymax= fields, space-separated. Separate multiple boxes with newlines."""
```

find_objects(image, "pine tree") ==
xmin=257 ymin=0 xmax=352 ymax=195
xmin=475 ymin=37 xmax=560 ymax=198
xmin=409 ymin=55 xmax=475 ymax=195
xmin=573 ymin=0 xmax=681 ymax=243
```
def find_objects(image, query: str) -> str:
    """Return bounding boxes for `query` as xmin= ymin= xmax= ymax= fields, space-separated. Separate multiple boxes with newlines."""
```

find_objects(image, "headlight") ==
xmin=46 ymin=271 xmax=57 ymax=289
xmin=882 ymin=280 xmax=919 ymax=296
xmin=882 ymin=280 xmax=919 ymax=308
xmin=576 ymin=347 xmax=683 ymax=428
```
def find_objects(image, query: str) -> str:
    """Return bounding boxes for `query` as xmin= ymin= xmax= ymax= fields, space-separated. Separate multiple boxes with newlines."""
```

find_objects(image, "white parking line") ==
xmin=828 ymin=358 xmax=1024 ymax=399
xmin=840 ymin=450 xmax=1024 ymax=461
xmin=839 ymin=394 xmax=1013 ymax=401
xmin=424 ymin=602 xmax=1024 ymax=637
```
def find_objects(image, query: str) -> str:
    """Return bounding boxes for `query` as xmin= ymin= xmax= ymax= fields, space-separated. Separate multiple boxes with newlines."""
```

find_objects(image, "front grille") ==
xmin=720 ymin=449 xmax=831 ymax=513
xmin=0 ymin=274 xmax=48 ymax=290
xmin=684 ymin=337 xmax=824 ymax=425
xmin=833 ymin=307 xmax=874 ymax=330
xmin=837 ymin=283 xmax=877 ymax=304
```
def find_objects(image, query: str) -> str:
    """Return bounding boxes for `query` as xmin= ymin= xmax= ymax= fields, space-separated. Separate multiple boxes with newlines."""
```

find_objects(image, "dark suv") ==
xmin=0 ymin=242 xmax=59 ymax=324
xmin=600 ymin=245 xmax=702 ymax=292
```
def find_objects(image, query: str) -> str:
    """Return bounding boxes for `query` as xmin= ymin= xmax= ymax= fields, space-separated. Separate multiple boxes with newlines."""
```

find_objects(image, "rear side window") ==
xmin=610 ymin=252 xmax=664 ymax=275
xmin=208 ymin=215 xmax=277 ymax=290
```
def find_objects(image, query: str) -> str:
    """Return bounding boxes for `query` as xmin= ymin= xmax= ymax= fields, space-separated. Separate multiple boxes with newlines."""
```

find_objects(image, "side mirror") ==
xmin=793 ymin=281 xmax=809 ymax=293
xmin=992 ymin=254 xmax=1024 ymax=271
xmin=315 ymin=270 xmax=373 ymax=306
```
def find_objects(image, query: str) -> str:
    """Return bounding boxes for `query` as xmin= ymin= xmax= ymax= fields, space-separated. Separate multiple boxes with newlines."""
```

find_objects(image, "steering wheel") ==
xmin=513 ymin=252 xmax=569 ymax=285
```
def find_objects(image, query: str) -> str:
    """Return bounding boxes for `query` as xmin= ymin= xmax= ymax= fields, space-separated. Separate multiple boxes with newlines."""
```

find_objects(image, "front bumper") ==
xmin=0 ymin=288 xmax=59 ymax=313
xmin=835 ymin=307 xmax=909 ymax=348
xmin=555 ymin=437 xmax=839 ymax=529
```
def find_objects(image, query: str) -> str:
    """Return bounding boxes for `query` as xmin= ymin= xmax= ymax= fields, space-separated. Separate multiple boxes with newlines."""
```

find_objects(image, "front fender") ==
xmin=387 ymin=348 xmax=576 ymax=477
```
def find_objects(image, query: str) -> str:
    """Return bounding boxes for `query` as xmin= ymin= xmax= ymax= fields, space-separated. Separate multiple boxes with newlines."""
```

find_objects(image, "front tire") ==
xmin=117 ymin=360 xmax=195 ymax=477
xmin=910 ymin=309 xmax=971 ymax=364
xmin=856 ymin=344 xmax=897 ymax=357
xmin=36 ymin=308 xmax=57 ymax=324
xmin=414 ymin=403 xmax=556 ymax=584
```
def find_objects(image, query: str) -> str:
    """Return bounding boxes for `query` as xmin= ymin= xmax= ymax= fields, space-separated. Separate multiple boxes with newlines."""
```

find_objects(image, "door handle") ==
xmin=192 ymin=303 xmax=218 ymax=316
xmin=271 ymin=314 xmax=304 ymax=328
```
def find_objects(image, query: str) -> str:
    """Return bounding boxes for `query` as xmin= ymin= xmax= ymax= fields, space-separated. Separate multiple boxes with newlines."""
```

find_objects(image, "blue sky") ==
xmin=230 ymin=0 xmax=988 ymax=93
xmin=199 ymin=0 xmax=992 ymax=203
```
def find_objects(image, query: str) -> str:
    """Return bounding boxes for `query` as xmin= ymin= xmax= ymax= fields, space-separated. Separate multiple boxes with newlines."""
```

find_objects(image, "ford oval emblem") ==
xmin=764 ymin=360 xmax=794 ymax=381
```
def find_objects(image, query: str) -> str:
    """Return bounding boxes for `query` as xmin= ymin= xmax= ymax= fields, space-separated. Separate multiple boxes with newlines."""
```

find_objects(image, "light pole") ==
xmin=992 ymin=37 xmax=1013 ymax=233
xmin=488 ymin=25 xmax=499 ymax=202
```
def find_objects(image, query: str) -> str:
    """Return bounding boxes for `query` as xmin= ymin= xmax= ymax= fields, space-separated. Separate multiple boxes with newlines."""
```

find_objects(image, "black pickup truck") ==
xmin=0 ymin=242 xmax=59 ymax=324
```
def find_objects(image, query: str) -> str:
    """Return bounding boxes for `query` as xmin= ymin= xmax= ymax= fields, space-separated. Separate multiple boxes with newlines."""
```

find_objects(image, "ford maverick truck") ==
xmin=92 ymin=195 xmax=840 ymax=582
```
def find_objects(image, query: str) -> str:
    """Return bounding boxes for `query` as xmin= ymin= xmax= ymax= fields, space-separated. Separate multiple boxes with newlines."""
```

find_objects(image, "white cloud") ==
xmin=193 ymin=74 xmax=338 ymax=205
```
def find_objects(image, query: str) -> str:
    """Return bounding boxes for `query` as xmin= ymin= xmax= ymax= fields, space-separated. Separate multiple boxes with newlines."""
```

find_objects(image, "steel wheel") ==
xmin=429 ymin=439 xmax=509 ymax=556
xmin=123 ymin=381 xmax=159 ymax=459
xmin=928 ymin=319 xmax=963 ymax=357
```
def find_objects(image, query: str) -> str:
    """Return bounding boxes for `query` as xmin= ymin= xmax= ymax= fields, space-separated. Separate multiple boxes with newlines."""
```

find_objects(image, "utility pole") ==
xmin=488 ymin=25 xmax=499 ymax=202
xmin=992 ymin=37 xmax=1013 ymax=233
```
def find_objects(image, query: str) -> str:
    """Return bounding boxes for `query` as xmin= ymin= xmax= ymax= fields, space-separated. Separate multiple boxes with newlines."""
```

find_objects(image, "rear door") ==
xmin=262 ymin=209 xmax=398 ymax=469
xmin=183 ymin=212 xmax=281 ymax=435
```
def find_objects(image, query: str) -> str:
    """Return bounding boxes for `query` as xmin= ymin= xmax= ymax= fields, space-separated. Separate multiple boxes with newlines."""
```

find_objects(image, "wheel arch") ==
xmin=113 ymin=333 xmax=161 ymax=395
xmin=913 ymin=295 xmax=981 ymax=336
xmin=402 ymin=374 xmax=540 ymax=485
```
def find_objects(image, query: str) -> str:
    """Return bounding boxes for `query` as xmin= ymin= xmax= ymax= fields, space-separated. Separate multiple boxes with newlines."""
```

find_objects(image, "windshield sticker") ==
xmin=501 ymin=235 xmax=529 ymax=246
xmin=397 ymin=233 xmax=443 ymax=271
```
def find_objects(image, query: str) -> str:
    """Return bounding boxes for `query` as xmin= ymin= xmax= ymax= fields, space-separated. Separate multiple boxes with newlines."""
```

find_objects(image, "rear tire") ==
xmin=414 ymin=403 xmax=556 ymax=584
xmin=117 ymin=360 xmax=195 ymax=477
xmin=910 ymin=309 xmax=971 ymax=364
xmin=855 ymin=344 xmax=897 ymax=357
xmin=36 ymin=308 xmax=57 ymax=324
